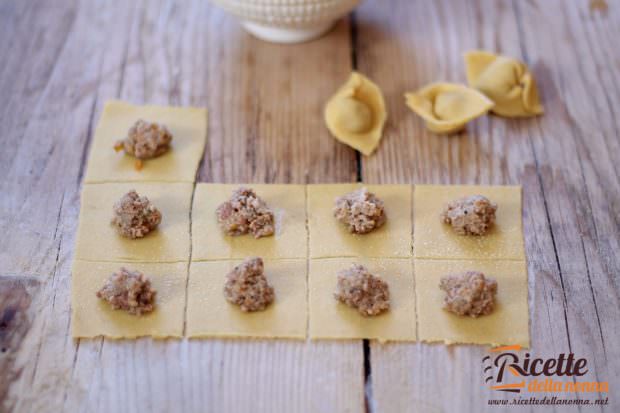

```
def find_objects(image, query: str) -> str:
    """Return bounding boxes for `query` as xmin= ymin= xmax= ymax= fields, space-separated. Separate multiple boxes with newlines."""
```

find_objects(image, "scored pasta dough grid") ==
xmin=73 ymin=182 xmax=528 ymax=344
xmin=73 ymin=102 xmax=527 ymax=343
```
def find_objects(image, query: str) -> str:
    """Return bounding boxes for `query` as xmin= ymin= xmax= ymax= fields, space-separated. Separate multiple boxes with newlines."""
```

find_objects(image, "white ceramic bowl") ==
xmin=210 ymin=0 xmax=362 ymax=43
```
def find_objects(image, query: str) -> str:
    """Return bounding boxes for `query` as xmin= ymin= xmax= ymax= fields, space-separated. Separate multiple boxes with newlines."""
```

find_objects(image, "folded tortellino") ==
xmin=464 ymin=50 xmax=544 ymax=117
xmin=324 ymin=72 xmax=387 ymax=156
xmin=404 ymin=83 xmax=494 ymax=134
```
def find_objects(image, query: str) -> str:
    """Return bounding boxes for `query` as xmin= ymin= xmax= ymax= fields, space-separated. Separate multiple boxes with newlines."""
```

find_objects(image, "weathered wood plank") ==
xmin=513 ymin=0 xmax=620 ymax=396
xmin=0 ymin=276 xmax=41 ymax=406
xmin=198 ymin=15 xmax=358 ymax=183
xmin=355 ymin=0 xmax=619 ymax=411
xmin=1 ymin=0 xmax=363 ymax=412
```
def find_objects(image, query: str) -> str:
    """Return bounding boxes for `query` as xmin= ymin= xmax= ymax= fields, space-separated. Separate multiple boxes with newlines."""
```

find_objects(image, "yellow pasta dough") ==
xmin=84 ymin=100 xmax=207 ymax=183
xmin=309 ymin=258 xmax=416 ymax=342
xmin=414 ymin=185 xmax=525 ymax=260
xmin=464 ymin=50 xmax=544 ymax=118
xmin=308 ymin=184 xmax=412 ymax=258
xmin=186 ymin=259 xmax=307 ymax=339
xmin=75 ymin=182 xmax=192 ymax=262
xmin=405 ymin=83 xmax=494 ymax=134
xmin=415 ymin=259 xmax=529 ymax=347
xmin=324 ymin=72 xmax=387 ymax=156
xmin=71 ymin=260 xmax=187 ymax=339
xmin=191 ymin=184 xmax=308 ymax=260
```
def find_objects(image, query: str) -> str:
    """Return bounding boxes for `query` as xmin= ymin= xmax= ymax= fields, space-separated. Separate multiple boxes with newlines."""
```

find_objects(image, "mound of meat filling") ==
xmin=334 ymin=187 xmax=386 ymax=234
xmin=441 ymin=195 xmax=497 ymax=235
xmin=439 ymin=271 xmax=497 ymax=317
xmin=216 ymin=187 xmax=275 ymax=238
xmin=96 ymin=267 xmax=157 ymax=315
xmin=114 ymin=119 xmax=173 ymax=169
xmin=224 ymin=257 xmax=275 ymax=312
xmin=334 ymin=264 xmax=390 ymax=316
xmin=111 ymin=190 xmax=162 ymax=239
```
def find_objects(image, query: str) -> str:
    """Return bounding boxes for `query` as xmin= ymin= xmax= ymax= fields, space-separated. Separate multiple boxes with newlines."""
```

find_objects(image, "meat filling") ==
xmin=96 ymin=267 xmax=157 ymax=315
xmin=111 ymin=190 xmax=162 ymax=239
xmin=440 ymin=271 xmax=497 ymax=317
xmin=224 ymin=257 xmax=275 ymax=312
xmin=114 ymin=119 xmax=173 ymax=160
xmin=216 ymin=188 xmax=275 ymax=238
xmin=334 ymin=264 xmax=390 ymax=316
xmin=334 ymin=187 xmax=386 ymax=234
xmin=441 ymin=195 xmax=497 ymax=235
xmin=114 ymin=119 xmax=172 ymax=159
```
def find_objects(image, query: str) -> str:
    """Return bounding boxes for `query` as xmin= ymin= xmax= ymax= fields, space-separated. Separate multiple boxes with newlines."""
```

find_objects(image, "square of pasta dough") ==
xmin=192 ymin=184 xmax=307 ymax=260
xmin=308 ymin=184 xmax=412 ymax=258
xmin=186 ymin=259 xmax=307 ymax=339
xmin=71 ymin=260 xmax=187 ymax=338
xmin=308 ymin=258 xmax=416 ymax=342
xmin=75 ymin=182 xmax=192 ymax=262
xmin=414 ymin=185 xmax=525 ymax=260
xmin=84 ymin=100 xmax=207 ymax=183
xmin=415 ymin=259 xmax=529 ymax=347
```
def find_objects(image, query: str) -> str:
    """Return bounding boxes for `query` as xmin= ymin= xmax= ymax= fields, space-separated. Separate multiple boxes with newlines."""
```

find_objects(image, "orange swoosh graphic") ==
xmin=491 ymin=345 xmax=522 ymax=352
xmin=509 ymin=366 xmax=521 ymax=377
xmin=490 ymin=382 xmax=525 ymax=390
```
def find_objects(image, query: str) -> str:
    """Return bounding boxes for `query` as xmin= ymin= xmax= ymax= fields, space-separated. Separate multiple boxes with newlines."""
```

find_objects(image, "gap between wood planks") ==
xmin=348 ymin=10 xmax=373 ymax=413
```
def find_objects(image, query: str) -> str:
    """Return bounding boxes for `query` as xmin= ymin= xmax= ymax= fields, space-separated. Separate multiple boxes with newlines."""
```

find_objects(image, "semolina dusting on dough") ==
xmin=216 ymin=187 xmax=275 ymax=238
xmin=96 ymin=267 xmax=157 ymax=316
xmin=441 ymin=194 xmax=497 ymax=236
xmin=334 ymin=264 xmax=390 ymax=317
xmin=111 ymin=190 xmax=162 ymax=239
xmin=223 ymin=257 xmax=275 ymax=312
xmin=334 ymin=187 xmax=386 ymax=234
xmin=440 ymin=271 xmax=497 ymax=317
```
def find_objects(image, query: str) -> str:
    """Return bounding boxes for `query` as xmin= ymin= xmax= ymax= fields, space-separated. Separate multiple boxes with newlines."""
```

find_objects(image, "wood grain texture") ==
xmin=355 ymin=0 xmax=619 ymax=411
xmin=1 ymin=0 xmax=363 ymax=412
xmin=1 ymin=0 xmax=618 ymax=411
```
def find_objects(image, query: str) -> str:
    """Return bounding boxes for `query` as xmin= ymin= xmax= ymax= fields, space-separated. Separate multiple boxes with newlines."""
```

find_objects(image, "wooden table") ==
xmin=1 ymin=0 xmax=618 ymax=411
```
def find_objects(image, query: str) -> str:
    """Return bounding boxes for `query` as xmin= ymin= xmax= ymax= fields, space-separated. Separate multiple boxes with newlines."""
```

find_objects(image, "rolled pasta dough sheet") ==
xmin=415 ymin=258 xmax=529 ymax=347
xmin=414 ymin=185 xmax=525 ymax=260
xmin=186 ymin=259 xmax=307 ymax=339
xmin=84 ymin=100 xmax=207 ymax=183
xmin=308 ymin=184 xmax=412 ymax=258
xmin=192 ymin=184 xmax=308 ymax=260
xmin=71 ymin=260 xmax=187 ymax=339
xmin=75 ymin=182 xmax=192 ymax=263
xmin=309 ymin=257 xmax=416 ymax=342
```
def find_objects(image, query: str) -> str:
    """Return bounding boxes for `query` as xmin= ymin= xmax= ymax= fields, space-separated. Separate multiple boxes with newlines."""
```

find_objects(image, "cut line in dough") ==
xmin=309 ymin=257 xmax=416 ymax=342
xmin=415 ymin=258 xmax=529 ymax=347
xmin=308 ymin=184 xmax=412 ymax=258
xmin=414 ymin=185 xmax=525 ymax=260
xmin=186 ymin=259 xmax=307 ymax=339
xmin=84 ymin=100 xmax=207 ymax=183
xmin=191 ymin=184 xmax=308 ymax=260
xmin=75 ymin=182 xmax=192 ymax=263
xmin=71 ymin=260 xmax=187 ymax=339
